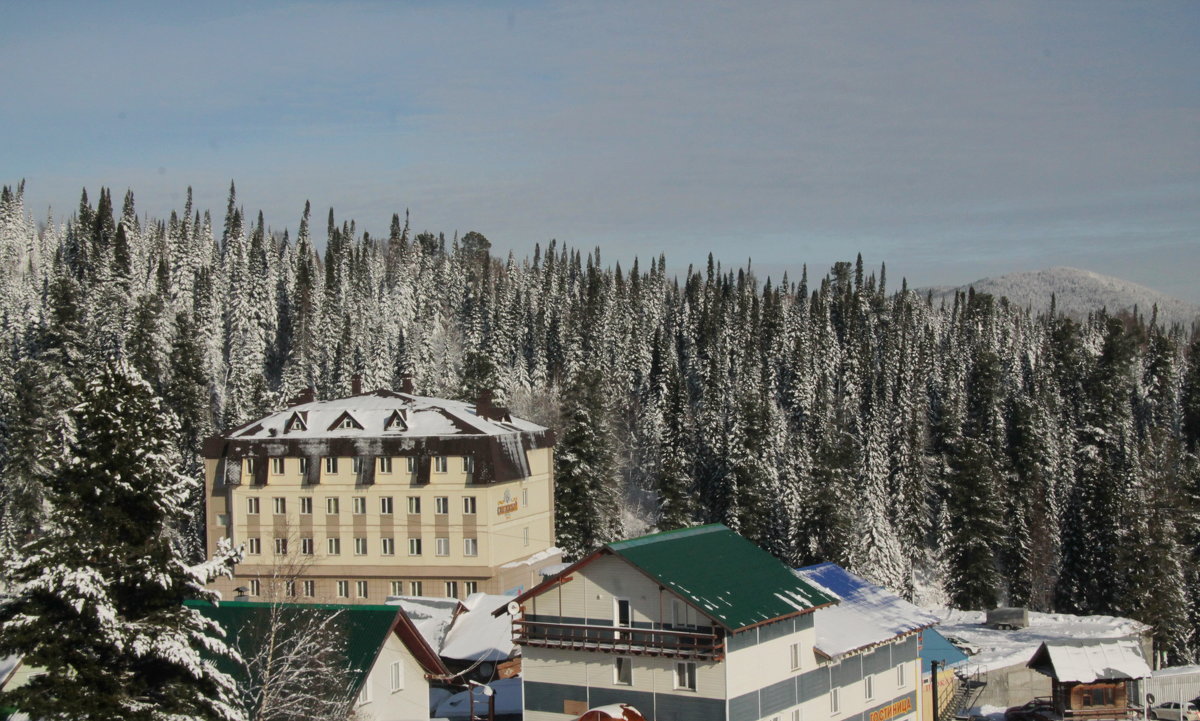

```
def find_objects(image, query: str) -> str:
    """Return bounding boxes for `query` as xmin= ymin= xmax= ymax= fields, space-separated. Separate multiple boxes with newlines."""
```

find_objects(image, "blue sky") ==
xmin=3 ymin=1 xmax=1198 ymax=301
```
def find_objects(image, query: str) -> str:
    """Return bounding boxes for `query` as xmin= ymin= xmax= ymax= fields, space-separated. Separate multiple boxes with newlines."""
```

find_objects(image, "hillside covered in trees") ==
xmin=3 ymin=181 xmax=1200 ymax=663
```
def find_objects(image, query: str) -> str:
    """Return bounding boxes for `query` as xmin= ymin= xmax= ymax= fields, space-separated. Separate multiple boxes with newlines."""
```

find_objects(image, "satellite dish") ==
xmin=507 ymin=601 xmax=521 ymax=616
xmin=1146 ymin=694 xmax=1156 ymax=706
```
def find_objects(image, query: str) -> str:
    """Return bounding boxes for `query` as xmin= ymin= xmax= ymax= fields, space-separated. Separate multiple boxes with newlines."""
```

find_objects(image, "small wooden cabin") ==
xmin=1027 ymin=640 xmax=1151 ymax=720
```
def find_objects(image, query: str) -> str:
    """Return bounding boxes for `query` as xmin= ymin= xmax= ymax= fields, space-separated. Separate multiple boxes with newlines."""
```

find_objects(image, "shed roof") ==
xmin=1027 ymin=638 xmax=1152 ymax=683
xmin=796 ymin=563 xmax=940 ymax=659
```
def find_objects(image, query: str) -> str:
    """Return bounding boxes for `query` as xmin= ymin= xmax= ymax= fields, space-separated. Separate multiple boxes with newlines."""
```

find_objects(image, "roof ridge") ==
xmin=607 ymin=523 xmax=724 ymax=550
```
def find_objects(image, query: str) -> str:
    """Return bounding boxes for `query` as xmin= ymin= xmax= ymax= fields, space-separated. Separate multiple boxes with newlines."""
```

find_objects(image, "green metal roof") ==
xmin=186 ymin=600 xmax=402 ymax=698
xmin=606 ymin=525 xmax=838 ymax=631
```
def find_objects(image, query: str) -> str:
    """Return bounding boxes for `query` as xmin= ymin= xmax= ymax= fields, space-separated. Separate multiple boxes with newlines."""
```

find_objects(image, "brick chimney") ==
xmin=287 ymin=386 xmax=316 ymax=407
xmin=475 ymin=389 xmax=512 ymax=422
xmin=400 ymin=374 xmax=414 ymax=395
xmin=351 ymin=373 xmax=362 ymax=396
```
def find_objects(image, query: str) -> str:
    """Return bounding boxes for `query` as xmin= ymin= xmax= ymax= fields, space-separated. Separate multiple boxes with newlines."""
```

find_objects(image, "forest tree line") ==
xmin=2 ymin=181 xmax=1200 ymax=663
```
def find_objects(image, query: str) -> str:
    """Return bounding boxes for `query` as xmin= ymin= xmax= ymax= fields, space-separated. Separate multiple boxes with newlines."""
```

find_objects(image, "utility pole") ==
xmin=931 ymin=660 xmax=941 ymax=721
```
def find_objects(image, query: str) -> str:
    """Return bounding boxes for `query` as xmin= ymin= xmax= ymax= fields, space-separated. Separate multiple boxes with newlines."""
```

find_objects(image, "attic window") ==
xmin=284 ymin=412 xmax=308 ymax=433
xmin=327 ymin=412 xmax=363 ymax=431
xmin=384 ymin=410 xmax=409 ymax=432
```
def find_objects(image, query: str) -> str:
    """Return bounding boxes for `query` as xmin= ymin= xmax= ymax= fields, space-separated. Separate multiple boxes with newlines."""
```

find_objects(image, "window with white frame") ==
xmin=327 ymin=537 xmax=341 ymax=555
xmin=407 ymin=496 xmax=421 ymax=514
xmin=614 ymin=657 xmax=633 ymax=685
xmin=285 ymin=580 xmax=296 ymax=597
xmin=337 ymin=580 xmax=349 ymax=598
xmin=463 ymin=496 xmax=477 ymax=514
xmin=410 ymin=581 xmax=422 ymax=595
xmin=390 ymin=660 xmax=404 ymax=692
xmin=379 ymin=456 xmax=393 ymax=473
xmin=248 ymin=579 xmax=260 ymax=596
xmin=897 ymin=662 xmax=906 ymax=686
xmin=271 ymin=457 xmax=284 ymax=474
xmin=675 ymin=661 xmax=697 ymax=691
xmin=435 ymin=537 xmax=450 ymax=556
xmin=244 ymin=458 xmax=256 ymax=475
xmin=434 ymin=456 xmax=447 ymax=473
xmin=352 ymin=457 xmax=363 ymax=474
xmin=354 ymin=537 xmax=367 ymax=555
xmin=435 ymin=496 xmax=449 ymax=514
xmin=521 ymin=488 xmax=528 ymax=507
xmin=865 ymin=672 xmax=874 ymax=700
xmin=391 ymin=581 xmax=404 ymax=596
xmin=324 ymin=457 xmax=338 ymax=474
xmin=302 ymin=580 xmax=315 ymax=597
xmin=326 ymin=497 xmax=339 ymax=514
xmin=407 ymin=457 xmax=417 ymax=473
xmin=247 ymin=537 xmax=261 ymax=555
xmin=247 ymin=497 xmax=260 ymax=515
xmin=380 ymin=496 xmax=394 ymax=514
xmin=301 ymin=537 xmax=314 ymax=555
xmin=790 ymin=642 xmax=801 ymax=671
xmin=274 ymin=538 xmax=288 ymax=555
xmin=300 ymin=496 xmax=312 ymax=514
xmin=830 ymin=687 xmax=840 ymax=714
xmin=464 ymin=581 xmax=478 ymax=595
xmin=464 ymin=538 xmax=478 ymax=556
xmin=463 ymin=456 xmax=474 ymax=473
xmin=523 ymin=527 xmax=529 ymax=546
xmin=273 ymin=497 xmax=286 ymax=514
xmin=353 ymin=496 xmax=366 ymax=514
xmin=381 ymin=537 xmax=395 ymax=555
xmin=356 ymin=580 xmax=368 ymax=598
xmin=408 ymin=538 xmax=422 ymax=556
xmin=299 ymin=457 xmax=309 ymax=475
xmin=445 ymin=581 xmax=458 ymax=598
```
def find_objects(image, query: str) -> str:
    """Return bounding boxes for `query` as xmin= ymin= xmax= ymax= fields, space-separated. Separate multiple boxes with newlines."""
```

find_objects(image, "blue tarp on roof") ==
xmin=921 ymin=628 xmax=969 ymax=673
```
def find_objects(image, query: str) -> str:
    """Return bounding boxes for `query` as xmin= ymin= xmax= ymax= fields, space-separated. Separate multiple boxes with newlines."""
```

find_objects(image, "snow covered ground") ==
xmin=933 ymin=608 xmax=1150 ymax=673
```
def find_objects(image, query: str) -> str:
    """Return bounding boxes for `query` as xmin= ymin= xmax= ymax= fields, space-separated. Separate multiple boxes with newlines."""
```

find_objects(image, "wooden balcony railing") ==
xmin=513 ymin=618 xmax=725 ymax=660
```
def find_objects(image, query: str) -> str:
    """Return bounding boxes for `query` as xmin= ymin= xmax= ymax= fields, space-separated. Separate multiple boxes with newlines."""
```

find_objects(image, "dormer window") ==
xmin=384 ymin=409 xmax=409 ymax=432
xmin=327 ymin=411 xmax=363 ymax=431
xmin=284 ymin=412 xmax=308 ymax=433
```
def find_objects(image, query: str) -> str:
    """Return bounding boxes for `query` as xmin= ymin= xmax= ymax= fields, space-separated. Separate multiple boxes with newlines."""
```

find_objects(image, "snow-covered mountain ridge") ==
xmin=922 ymin=267 xmax=1200 ymax=329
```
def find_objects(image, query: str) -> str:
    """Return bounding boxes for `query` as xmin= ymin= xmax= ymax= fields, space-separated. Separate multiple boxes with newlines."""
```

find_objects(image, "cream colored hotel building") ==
xmin=203 ymin=383 xmax=560 ymax=603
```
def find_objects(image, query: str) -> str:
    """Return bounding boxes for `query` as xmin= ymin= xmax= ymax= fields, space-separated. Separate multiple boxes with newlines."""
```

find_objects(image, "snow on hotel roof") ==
xmin=796 ymin=563 xmax=940 ymax=659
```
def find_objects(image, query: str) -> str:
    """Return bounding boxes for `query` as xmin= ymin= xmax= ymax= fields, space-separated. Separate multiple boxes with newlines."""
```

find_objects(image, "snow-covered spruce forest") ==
xmin=3 ymin=182 xmax=1200 ymax=660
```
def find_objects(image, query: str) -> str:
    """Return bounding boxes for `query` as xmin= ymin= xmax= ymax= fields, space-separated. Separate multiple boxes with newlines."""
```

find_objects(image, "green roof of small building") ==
xmin=606 ymin=524 xmax=838 ymax=631
xmin=185 ymin=600 xmax=405 ymax=698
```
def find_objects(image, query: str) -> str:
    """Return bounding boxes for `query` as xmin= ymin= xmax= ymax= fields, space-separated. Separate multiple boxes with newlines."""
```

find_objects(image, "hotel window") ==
xmin=407 ymin=496 xmax=421 ymax=514
xmin=391 ymin=581 xmax=404 ymax=596
xmin=326 ymin=497 xmax=339 ymax=514
xmin=299 ymin=496 xmax=312 ymax=514
xmin=248 ymin=579 xmax=260 ymax=596
xmin=463 ymin=456 xmax=474 ymax=473
xmin=273 ymin=497 xmax=286 ymax=514
xmin=336 ymin=580 xmax=349 ymax=598
xmin=381 ymin=538 xmax=395 ymax=556
xmin=299 ymin=457 xmax=309 ymax=475
xmin=897 ymin=662 xmax=906 ymax=686
xmin=379 ymin=456 xmax=393 ymax=473
xmin=790 ymin=642 xmax=801 ymax=670
xmin=390 ymin=660 xmax=404 ymax=691
xmin=354 ymin=537 xmax=368 ymax=555
xmin=675 ymin=661 xmax=697 ymax=691
xmin=380 ymin=496 xmax=394 ymax=514
xmin=521 ymin=488 xmax=528 ymax=507
xmin=244 ymin=458 xmax=256 ymax=475
xmin=435 ymin=496 xmax=449 ymax=515
xmin=247 ymin=497 xmax=260 ymax=515
xmin=445 ymin=581 xmax=458 ymax=598
xmin=830 ymin=687 xmax=840 ymax=714
xmin=614 ymin=657 xmax=633 ymax=685
xmin=356 ymin=580 xmax=368 ymax=599
xmin=434 ymin=456 xmax=447 ymax=473
xmin=410 ymin=581 xmax=423 ymax=595
xmin=523 ymin=527 xmax=529 ymax=546
xmin=463 ymin=496 xmax=477 ymax=515
xmin=353 ymin=496 xmax=366 ymax=514
xmin=352 ymin=457 xmax=363 ymax=474
xmin=285 ymin=580 xmax=296 ymax=597
xmin=327 ymin=537 xmax=341 ymax=555
xmin=302 ymin=580 xmax=315 ymax=597
xmin=407 ymin=457 xmax=417 ymax=473
xmin=864 ymin=673 xmax=874 ymax=700
xmin=247 ymin=537 xmax=261 ymax=555
xmin=274 ymin=538 xmax=288 ymax=555
xmin=464 ymin=581 xmax=477 ymax=595
xmin=300 ymin=537 xmax=314 ymax=555
xmin=408 ymin=538 xmax=422 ymax=556
xmin=324 ymin=457 xmax=338 ymax=474
xmin=271 ymin=457 xmax=284 ymax=474
xmin=464 ymin=538 xmax=478 ymax=557
xmin=435 ymin=537 xmax=450 ymax=556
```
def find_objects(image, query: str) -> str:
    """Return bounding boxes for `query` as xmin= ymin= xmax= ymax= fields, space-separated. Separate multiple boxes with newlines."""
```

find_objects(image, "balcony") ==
xmin=513 ymin=617 xmax=725 ymax=661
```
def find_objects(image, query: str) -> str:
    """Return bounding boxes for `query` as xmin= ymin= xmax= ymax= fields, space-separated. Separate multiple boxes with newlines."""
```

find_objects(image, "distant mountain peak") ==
xmin=922 ymin=267 xmax=1200 ymax=328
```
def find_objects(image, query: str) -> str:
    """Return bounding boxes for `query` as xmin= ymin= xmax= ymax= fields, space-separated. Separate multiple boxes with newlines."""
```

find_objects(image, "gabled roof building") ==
xmin=506 ymin=525 xmax=927 ymax=721
xmin=203 ymin=384 xmax=559 ymax=604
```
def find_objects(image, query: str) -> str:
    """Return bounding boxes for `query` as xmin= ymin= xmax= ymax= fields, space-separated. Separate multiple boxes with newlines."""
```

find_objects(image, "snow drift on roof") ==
xmin=796 ymin=563 xmax=940 ymax=658
xmin=439 ymin=593 xmax=516 ymax=662
xmin=386 ymin=595 xmax=460 ymax=652
xmin=1028 ymin=638 xmax=1152 ymax=683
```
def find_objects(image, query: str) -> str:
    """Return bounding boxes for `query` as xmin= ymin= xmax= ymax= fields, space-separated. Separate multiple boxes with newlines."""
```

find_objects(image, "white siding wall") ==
xmin=355 ymin=632 xmax=431 ymax=721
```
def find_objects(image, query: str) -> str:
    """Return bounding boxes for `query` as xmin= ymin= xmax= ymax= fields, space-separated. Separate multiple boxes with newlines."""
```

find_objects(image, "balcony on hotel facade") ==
xmin=513 ymin=615 xmax=726 ymax=661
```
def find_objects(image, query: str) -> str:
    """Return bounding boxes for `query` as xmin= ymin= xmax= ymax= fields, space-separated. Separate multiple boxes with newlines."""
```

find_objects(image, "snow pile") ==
xmin=387 ymin=596 xmax=460 ymax=651
xmin=934 ymin=608 xmax=1149 ymax=673
xmin=1032 ymin=638 xmax=1151 ymax=682
xmin=500 ymin=547 xmax=562 ymax=569
xmin=439 ymin=594 xmax=517 ymax=662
